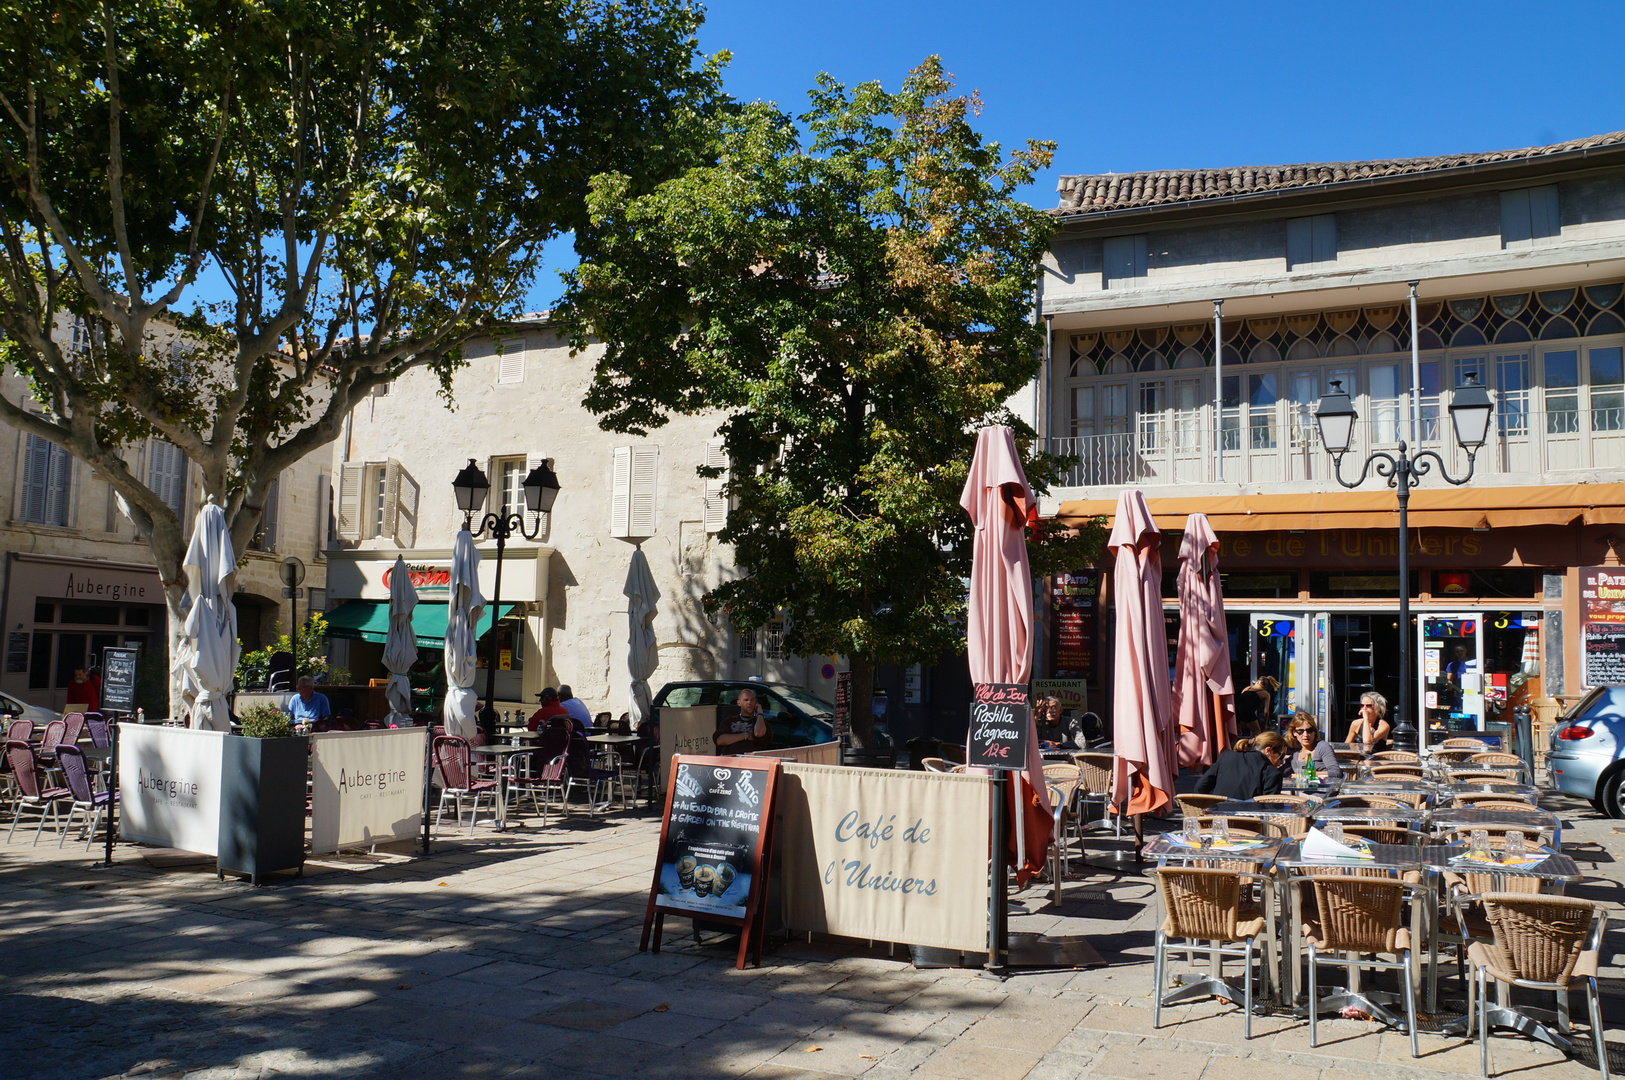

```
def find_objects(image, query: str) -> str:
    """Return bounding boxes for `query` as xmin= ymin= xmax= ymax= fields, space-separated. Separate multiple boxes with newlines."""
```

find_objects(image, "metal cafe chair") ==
xmin=431 ymin=735 xmax=499 ymax=836
xmin=1152 ymin=865 xmax=1270 ymax=1039
xmin=1466 ymin=894 xmax=1610 ymax=1080
xmin=54 ymin=744 xmax=115 ymax=850
xmin=4 ymin=740 xmax=70 ymax=845
xmin=1305 ymin=874 xmax=1421 ymax=1058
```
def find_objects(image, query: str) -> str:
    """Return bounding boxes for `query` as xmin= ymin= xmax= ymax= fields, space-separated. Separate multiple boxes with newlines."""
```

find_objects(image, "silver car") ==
xmin=1547 ymin=685 xmax=1625 ymax=818
xmin=0 ymin=690 xmax=62 ymax=729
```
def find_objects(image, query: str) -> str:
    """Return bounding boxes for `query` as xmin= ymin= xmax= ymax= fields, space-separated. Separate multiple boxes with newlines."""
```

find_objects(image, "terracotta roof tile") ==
xmin=1053 ymin=130 xmax=1625 ymax=215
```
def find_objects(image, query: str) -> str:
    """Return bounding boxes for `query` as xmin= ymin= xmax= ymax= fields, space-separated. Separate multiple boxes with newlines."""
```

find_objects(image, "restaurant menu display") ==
xmin=101 ymin=646 xmax=140 ymax=714
xmin=1050 ymin=571 xmax=1097 ymax=675
xmin=641 ymin=755 xmax=780 ymax=969
xmin=833 ymin=671 xmax=852 ymax=736
xmin=1581 ymin=566 xmax=1625 ymax=687
xmin=967 ymin=683 xmax=1030 ymax=770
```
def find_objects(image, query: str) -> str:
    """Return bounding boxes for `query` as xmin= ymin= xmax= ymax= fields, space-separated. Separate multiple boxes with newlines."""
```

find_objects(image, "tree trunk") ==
xmin=847 ymin=657 xmax=876 ymax=749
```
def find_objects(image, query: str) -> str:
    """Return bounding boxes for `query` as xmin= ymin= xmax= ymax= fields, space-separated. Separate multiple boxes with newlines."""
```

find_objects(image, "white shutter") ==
xmin=525 ymin=452 xmax=547 ymax=535
xmin=497 ymin=337 xmax=525 ymax=384
xmin=337 ymin=461 xmax=365 ymax=540
xmin=398 ymin=468 xmax=420 ymax=548
xmin=629 ymin=444 xmax=658 ymax=537
xmin=382 ymin=459 xmax=402 ymax=541
xmin=610 ymin=446 xmax=631 ymax=537
xmin=703 ymin=440 xmax=729 ymax=533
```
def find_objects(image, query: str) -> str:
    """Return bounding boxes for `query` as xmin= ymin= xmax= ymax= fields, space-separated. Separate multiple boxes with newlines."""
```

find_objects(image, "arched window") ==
xmin=1248 ymin=341 xmax=1281 ymax=365
xmin=1328 ymin=335 xmax=1360 ymax=357
xmin=1494 ymin=322 xmax=1532 ymax=344
xmin=1174 ymin=347 xmax=1204 ymax=369
xmin=1538 ymin=318 xmax=1577 ymax=340
xmin=1105 ymin=354 xmax=1133 ymax=374
xmin=1286 ymin=338 xmax=1320 ymax=361
xmin=1366 ymin=331 xmax=1399 ymax=354
xmin=1451 ymin=325 xmax=1488 ymax=348
xmin=1138 ymin=351 xmax=1168 ymax=372
xmin=1588 ymin=312 xmax=1624 ymax=337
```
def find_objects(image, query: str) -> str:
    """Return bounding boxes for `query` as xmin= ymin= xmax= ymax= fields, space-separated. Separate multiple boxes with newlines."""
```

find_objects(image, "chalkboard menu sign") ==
xmin=1584 ymin=625 xmax=1625 ymax=688
xmin=101 ymin=646 xmax=140 ymax=714
xmin=967 ymin=683 xmax=1031 ymax=770
xmin=641 ymin=754 xmax=780 ymax=968
xmin=833 ymin=671 xmax=852 ymax=736
xmin=5 ymin=632 xmax=29 ymax=675
xmin=1580 ymin=566 xmax=1625 ymax=688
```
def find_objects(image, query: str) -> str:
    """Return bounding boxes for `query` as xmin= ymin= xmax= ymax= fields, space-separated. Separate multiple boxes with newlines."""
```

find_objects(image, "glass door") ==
xmin=1250 ymin=613 xmax=1308 ymax=733
xmin=1419 ymin=613 xmax=1485 ymax=744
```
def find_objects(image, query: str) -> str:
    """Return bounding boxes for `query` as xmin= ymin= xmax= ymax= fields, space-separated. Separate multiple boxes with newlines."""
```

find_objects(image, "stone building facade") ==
xmin=322 ymin=320 xmax=842 ymax=722
xmin=1036 ymin=130 xmax=1625 ymax=743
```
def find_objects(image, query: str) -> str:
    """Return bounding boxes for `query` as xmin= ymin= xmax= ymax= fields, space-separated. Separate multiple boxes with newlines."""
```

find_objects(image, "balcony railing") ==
xmin=1049 ymin=408 xmax=1625 ymax=490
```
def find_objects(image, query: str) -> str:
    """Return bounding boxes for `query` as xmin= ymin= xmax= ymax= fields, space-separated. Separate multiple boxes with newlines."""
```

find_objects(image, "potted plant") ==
xmin=218 ymin=703 xmax=309 ymax=884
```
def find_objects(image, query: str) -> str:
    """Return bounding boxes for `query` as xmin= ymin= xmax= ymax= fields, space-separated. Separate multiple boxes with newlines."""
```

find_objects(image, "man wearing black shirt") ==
xmin=714 ymin=688 xmax=770 ymax=753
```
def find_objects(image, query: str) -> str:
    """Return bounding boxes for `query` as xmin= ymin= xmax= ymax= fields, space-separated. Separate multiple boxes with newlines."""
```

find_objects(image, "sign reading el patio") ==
xmin=967 ymin=682 xmax=1030 ymax=770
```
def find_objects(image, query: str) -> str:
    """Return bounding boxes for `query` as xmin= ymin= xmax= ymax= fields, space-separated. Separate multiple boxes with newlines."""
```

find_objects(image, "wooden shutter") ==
xmin=397 ymin=468 xmax=419 ymax=548
xmin=610 ymin=446 xmax=632 ymax=537
xmin=382 ymin=459 xmax=402 ymax=540
xmin=703 ymin=440 xmax=728 ymax=533
xmin=497 ymin=337 xmax=525 ymax=384
xmin=44 ymin=439 xmax=71 ymax=526
xmin=22 ymin=434 xmax=50 ymax=523
xmin=337 ymin=461 xmax=365 ymax=540
xmin=629 ymin=444 xmax=658 ymax=537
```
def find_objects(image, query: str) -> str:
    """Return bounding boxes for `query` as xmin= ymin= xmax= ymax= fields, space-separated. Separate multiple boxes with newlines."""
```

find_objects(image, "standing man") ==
xmin=559 ymin=684 xmax=593 ymax=728
xmin=714 ymin=688 xmax=770 ymax=753
xmin=284 ymin=676 xmax=332 ymax=730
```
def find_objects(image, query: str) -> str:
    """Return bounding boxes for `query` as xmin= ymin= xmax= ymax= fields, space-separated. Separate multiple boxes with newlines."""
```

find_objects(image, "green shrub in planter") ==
xmin=238 ymin=702 xmax=291 ymax=739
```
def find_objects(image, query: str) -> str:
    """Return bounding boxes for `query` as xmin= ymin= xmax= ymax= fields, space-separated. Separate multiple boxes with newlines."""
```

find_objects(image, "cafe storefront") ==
xmin=0 ymin=553 xmax=164 ymax=711
xmin=321 ymin=546 xmax=552 ymax=716
xmin=1051 ymin=484 xmax=1625 ymax=743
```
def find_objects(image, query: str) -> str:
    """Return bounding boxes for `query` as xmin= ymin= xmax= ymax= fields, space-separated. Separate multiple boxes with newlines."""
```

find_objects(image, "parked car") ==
xmin=0 ymin=690 xmax=61 ymax=728
xmin=1547 ymin=685 xmax=1625 ymax=817
xmin=652 ymin=681 xmax=854 ymax=749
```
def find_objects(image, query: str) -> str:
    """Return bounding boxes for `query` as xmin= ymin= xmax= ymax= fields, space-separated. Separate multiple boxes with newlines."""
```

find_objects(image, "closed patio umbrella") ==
xmin=442 ymin=528 xmax=485 ymax=741
xmin=624 ymin=547 xmax=660 ymax=728
xmin=180 ymin=499 xmax=239 ymax=731
xmin=1108 ymin=489 xmax=1175 ymax=848
xmin=383 ymin=555 xmax=420 ymax=727
xmin=1172 ymin=513 xmax=1236 ymax=770
xmin=960 ymin=425 xmax=1050 ymax=885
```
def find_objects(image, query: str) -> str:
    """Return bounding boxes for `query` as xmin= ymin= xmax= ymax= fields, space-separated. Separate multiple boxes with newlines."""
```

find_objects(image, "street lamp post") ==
xmin=452 ymin=458 xmax=561 ymax=738
xmin=1314 ymin=374 xmax=1495 ymax=752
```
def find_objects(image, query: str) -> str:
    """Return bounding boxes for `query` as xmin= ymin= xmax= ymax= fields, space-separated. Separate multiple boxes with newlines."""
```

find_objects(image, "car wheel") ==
xmin=1603 ymin=771 xmax=1625 ymax=820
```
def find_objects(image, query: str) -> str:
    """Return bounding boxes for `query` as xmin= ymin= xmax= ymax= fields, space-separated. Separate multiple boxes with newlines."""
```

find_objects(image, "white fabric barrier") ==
xmin=658 ymin=706 xmax=718 ymax=791
xmin=778 ymin=762 xmax=991 ymax=953
xmin=118 ymin=723 xmax=226 ymax=855
xmin=309 ymin=728 xmax=426 ymax=854
xmin=751 ymin=742 xmax=841 ymax=766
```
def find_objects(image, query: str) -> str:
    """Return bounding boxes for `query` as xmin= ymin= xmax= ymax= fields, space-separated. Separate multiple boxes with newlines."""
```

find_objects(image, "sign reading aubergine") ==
xmin=1050 ymin=570 xmax=1097 ymax=675
xmin=967 ymin=683 xmax=1030 ymax=770
xmin=309 ymin=728 xmax=427 ymax=854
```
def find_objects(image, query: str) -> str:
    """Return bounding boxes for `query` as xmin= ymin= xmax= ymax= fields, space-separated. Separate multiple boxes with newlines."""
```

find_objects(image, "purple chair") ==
xmin=38 ymin=719 xmax=66 ymax=762
xmin=83 ymin=713 xmax=110 ymax=748
xmin=5 ymin=740 xmax=69 ymax=845
xmin=61 ymin=712 xmax=86 ymax=745
xmin=431 ymin=736 xmax=498 ymax=836
xmin=6 ymin=718 xmax=31 ymax=743
xmin=55 ymin=744 xmax=115 ymax=850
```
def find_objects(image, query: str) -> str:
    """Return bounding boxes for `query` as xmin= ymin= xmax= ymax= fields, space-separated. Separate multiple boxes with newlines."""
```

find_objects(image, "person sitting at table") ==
xmin=714 ymin=689 xmax=769 ymax=753
xmin=528 ymin=687 xmax=568 ymax=731
xmin=1194 ymin=732 xmax=1287 ymax=800
xmin=1343 ymin=691 xmax=1391 ymax=752
xmin=283 ymin=676 xmax=332 ymax=729
xmin=1034 ymin=696 xmax=1083 ymax=750
xmin=67 ymin=666 xmax=101 ymax=713
xmin=1287 ymin=710 xmax=1342 ymax=781
xmin=558 ymin=684 xmax=593 ymax=728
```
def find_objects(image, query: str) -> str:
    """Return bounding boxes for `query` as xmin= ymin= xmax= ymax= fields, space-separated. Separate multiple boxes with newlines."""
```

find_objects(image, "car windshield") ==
xmin=772 ymin=685 xmax=836 ymax=718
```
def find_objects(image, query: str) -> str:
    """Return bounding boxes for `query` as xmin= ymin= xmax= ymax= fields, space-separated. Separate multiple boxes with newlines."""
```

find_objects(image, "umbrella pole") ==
xmin=984 ymin=772 xmax=1009 ymax=978
xmin=420 ymin=725 xmax=433 ymax=856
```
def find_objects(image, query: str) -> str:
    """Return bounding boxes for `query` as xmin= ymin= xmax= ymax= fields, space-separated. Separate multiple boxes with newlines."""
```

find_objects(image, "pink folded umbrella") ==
xmin=1108 ymin=489 xmax=1175 ymax=818
xmin=961 ymin=426 xmax=1052 ymax=880
xmin=1172 ymin=513 xmax=1236 ymax=770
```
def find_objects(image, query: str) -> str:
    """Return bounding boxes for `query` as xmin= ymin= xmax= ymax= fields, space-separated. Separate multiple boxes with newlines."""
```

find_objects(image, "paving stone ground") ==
xmin=1 ymin=792 xmax=1620 ymax=1080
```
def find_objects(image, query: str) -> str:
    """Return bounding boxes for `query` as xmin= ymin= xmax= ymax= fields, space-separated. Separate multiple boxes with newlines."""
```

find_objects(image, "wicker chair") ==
xmin=1328 ymin=795 xmax=1404 ymax=809
xmin=1450 ymin=771 xmax=1518 ymax=784
xmin=1432 ymin=748 xmax=1481 ymax=763
xmin=1445 ymin=824 xmax=1555 ymax=848
xmin=919 ymin=756 xmax=951 ymax=774
xmin=1443 ymin=738 xmax=1490 ymax=749
xmin=1370 ymin=750 xmax=1420 ymax=763
xmin=1466 ymin=894 xmax=1609 ymax=1079
xmin=1341 ymin=823 xmax=1414 ymax=847
xmin=1451 ymin=792 xmax=1537 ymax=809
xmin=1191 ymin=815 xmax=1267 ymax=839
xmin=1176 ymin=793 xmax=1227 ymax=819
xmin=1371 ymin=765 xmax=1426 ymax=780
xmin=1152 ymin=866 xmax=1269 ymax=1038
xmin=1469 ymin=753 xmax=1530 ymax=783
xmin=1305 ymin=874 xmax=1420 ymax=1058
xmin=1332 ymin=748 xmax=1365 ymax=765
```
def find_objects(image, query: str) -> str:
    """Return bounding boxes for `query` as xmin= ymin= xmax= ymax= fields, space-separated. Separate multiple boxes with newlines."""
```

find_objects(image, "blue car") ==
xmin=1546 ymin=685 xmax=1625 ymax=817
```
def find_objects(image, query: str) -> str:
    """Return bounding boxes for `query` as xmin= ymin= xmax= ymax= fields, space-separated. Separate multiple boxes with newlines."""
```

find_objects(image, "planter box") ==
xmin=218 ymin=735 xmax=310 ymax=884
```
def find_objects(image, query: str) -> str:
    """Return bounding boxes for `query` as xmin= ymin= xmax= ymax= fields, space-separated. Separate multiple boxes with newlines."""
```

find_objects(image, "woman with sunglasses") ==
xmin=1287 ymin=710 xmax=1342 ymax=781
xmin=1342 ymin=691 xmax=1391 ymax=753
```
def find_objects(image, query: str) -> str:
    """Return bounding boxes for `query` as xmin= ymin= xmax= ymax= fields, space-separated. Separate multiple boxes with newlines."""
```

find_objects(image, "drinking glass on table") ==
xmin=1469 ymin=828 xmax=1492 ymax=860
xmin=1503 ymin=829 xmax=1526 ymax=860
xmin=1183 ymin=816 xmax=1202 ymax=846
xmin=1211 ymin=817 xmax=1230 ymax=844
xmin=1324 ymin=821 xmax=1345 ymax=845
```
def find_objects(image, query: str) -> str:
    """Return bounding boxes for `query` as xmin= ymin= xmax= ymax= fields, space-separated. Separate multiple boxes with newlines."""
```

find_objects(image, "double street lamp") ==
xmin=452 ymin=458 xmax=561 ymax=736
xmin=1313 ymin=374 xmax=1495 ymax=752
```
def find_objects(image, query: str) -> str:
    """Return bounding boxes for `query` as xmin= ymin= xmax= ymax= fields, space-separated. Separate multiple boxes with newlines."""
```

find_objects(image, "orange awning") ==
xmin=1054 ymin=484 xmax=1625 ymax=533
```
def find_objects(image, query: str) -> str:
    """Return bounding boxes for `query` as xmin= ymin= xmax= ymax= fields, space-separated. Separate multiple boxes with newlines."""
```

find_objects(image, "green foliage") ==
xmin=0 ymin=0 xmax=725 ymax=636
xmin=236 ymin=614 xmax=350 ymax=688
xmin=236 ymin=702 xmax=292 ymax=739
xmin=561 ymin=57 xmax=1105 ymax=740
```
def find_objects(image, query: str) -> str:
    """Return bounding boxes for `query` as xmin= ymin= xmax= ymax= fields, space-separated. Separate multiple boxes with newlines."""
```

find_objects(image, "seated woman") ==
xmin=1343 ymin=691 xmax=1392 ymax=752
xmin=1194 ymin=732 xmax=1288 ymax=800
xmin=1287 ymin=710 xmax=1342 ymax=781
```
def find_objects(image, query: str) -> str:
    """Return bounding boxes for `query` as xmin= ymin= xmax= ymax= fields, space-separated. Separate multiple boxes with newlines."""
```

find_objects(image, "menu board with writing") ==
xmin=833 ymin=671 xmax=852 ymax=735
xmin=6 ymin=632 xmax=29 ymax=675
xmin=967 ymin=683 xmax=1031 ymax=770
xmin=101 ymin=646 xmax=140 ymax=714
xmin=1580 ymin=567 xmax=1625 ymax=687
xmin=641 ymin=755 xmax=780 ymax=968
xmin=1051 ymin=571 xmax=1098 ymax=675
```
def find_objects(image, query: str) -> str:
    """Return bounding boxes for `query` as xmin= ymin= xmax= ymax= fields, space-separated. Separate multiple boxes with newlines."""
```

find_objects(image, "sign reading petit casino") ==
xmin=779 ymin=763 xmax=991 ymax=953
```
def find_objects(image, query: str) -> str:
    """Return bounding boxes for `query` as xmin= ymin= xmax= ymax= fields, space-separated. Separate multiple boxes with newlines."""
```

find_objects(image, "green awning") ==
xmin=323 ymin=601 xmax=518 ymax=649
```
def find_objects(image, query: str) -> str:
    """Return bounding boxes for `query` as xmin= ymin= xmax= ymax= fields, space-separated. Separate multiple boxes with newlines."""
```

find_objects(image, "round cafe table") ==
xmin=469 ymin=744 xmax=531 ymax=829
